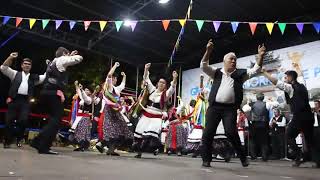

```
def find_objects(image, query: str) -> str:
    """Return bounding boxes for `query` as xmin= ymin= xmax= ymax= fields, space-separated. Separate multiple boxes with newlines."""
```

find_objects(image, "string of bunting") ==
xmin=2 ymin=15 xmax=319 ymax=34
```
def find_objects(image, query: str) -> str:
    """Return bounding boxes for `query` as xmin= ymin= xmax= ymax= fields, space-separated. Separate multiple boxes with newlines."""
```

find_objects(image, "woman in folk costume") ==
xmin=166 ymin=97 xmax=192 ymax=156
xmin=91 ymin=85 xmax=103 ymax=139
xmin=95 ymin=62 xmax=133 ymax=156
xmin=133 ymin=63 xmax=178 ymax=158
xmin=186 ymin=74 xmax=210 ymax=158
xmin=69 ymin=81 xmax=94 ymax=151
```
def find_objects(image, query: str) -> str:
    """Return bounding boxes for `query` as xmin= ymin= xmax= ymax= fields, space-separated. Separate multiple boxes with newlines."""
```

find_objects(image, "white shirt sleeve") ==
xmin=297 ymin=76 xmax=306 ymax=86
xmin=276 ymin=117 xmax=286 ymax=127
xmin=276 ymin=81 xmax=294 ymax=98
xmin=81 ymin=90 xmax=92 ymax=105
xmin=200 ymin=61 xmax=217 ymax=79
xmin=166 ymin=81 xmax=177 ymax=98
xmin=94 ymin=97 xmax=101 ymax=105
xmin=35 ymin=73 xmax=46 ymax=85
xmin=244 ymin=63 xmax=261 ymax=81
xmin=116 ymin=81 xmax=125 ymax=93
xmin=144 ymin=71 xmax=156 ymax=93
xmin=266 ymin=101 xmax=279 ymax=111
xmin=0 ymin=65 xmax=17 ymax=81
xmin=55 ymin=55 xmax=83 ymax=72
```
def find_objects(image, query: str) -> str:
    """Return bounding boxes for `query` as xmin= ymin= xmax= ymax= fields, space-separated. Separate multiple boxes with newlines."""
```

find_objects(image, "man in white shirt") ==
xmin=262 ymin=64 xmax=319 ymax=168
xmin=1 ymin=52 xmax=46 ymax=148
xmin=199 ymin=39 xmax=266 ymax=167
xmin=31 ymin=47 xmax=83 ymax=155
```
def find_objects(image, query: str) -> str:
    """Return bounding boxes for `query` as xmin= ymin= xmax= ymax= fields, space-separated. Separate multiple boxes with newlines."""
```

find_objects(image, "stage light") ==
xmin=30 ymin=98 xmax=36 ymax=103
xmin=158 ymin=0 xmax=170 ymax=4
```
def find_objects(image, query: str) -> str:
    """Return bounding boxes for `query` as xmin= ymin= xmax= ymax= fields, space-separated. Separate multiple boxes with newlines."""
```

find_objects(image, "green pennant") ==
xmin=115 ymin=21 xmax=123 ymax=32
xmin=42 ymin=19 xmax=49 ymax=29
xmin=278 ymin=23 xmax=286 ymax=34
xmin=195 ymin=20 xmax=204 ymax=32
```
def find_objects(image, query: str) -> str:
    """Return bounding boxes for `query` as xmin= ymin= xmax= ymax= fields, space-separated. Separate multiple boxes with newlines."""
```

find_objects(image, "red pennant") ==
xmin=249 ymin=23 xmax=257 ymax=35
xmin=162 ymin=20 xmax=170 ymax=31
xmin=84 ymin=21 xmax=91 ymax=31
xmin=16 ymin=17 xmax=23 ymax=27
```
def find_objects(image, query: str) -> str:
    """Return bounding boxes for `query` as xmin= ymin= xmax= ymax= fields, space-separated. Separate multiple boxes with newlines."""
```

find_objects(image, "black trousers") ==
xmin=4 ymin=95 xmax=30 ymax=144
xmin=201 ymin=105 xmax=246 ymax=163
xmin=287 ymin=112 xmax=316 ymax=162
xmin=271 ymin=130 xmax=285 ymax=159
xmin=33 ymin=94 xmax=63 ymax=151
xmin=313 ymin=127 xmax=320 ymax=163
xmin=249 ymin=123 xmax=269 ymax=160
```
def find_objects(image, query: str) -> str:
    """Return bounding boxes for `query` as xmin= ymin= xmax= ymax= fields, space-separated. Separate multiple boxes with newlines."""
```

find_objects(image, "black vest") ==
xmin=8 ymin=71 xmax=39 ymax=98
xmin=208 ymin=68 xmax=247 ymax=108
xmin=284 ymin=82 xmax=311 ymax=114
xmin=80 ymin=101 xmax=92 ymax=113
xmin=43 ymin=60 xmax=68 ymax=92
xmin=271 ymin=115 xmax=286 ymax=133
xmin=251 ymin=101 xmax=268 ymax=122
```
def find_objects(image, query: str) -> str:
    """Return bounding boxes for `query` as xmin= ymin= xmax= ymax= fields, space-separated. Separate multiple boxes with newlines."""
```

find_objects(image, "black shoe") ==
xmin=241 ymin=158 xmax=249 ymax=167
xmin=3 ymin=144 xmax=11 ymax=149
xmin=192 ymin=153 xmax=198 ymax=158
xmin=16 ymin=142 xmax=22 ymax=148
xmin=177 ymin=151 xmax=182 ymax=156
xmin=154 ymin=149 xmax=159 ymax=156
xmin=30 ymin=139 xmax=40 ymax=151
xmin=202 ymin=162 xmax=211 ymax=167
xmin=38 ymin=150 xmax=59 ymax=155
xmin=292 ymin=160 xmax=303 ymax=167
xmin=106 ymin=151 xmax=120 ymax=156
xmin=95 ymin=144 xmax=105 ymax=154
xmin=167 ymin=150 xmax=173 ymax=156
xmin=135 ymin=154 xmax=142 ymax=158
xmin=74 ymin=147 xmax=85 ymax=152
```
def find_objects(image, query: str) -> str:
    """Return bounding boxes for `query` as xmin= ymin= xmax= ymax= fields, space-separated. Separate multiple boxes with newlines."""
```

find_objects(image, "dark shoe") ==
xmin=313 ymin=162 xmax=320 ymax=168
xmin=202 ymin=162 xmax=211 ymax=167
xmin=95 ymin=144 xmax=105 ymax=154
xmin=74 ymin=147 xmax=85 ymax=152
xmin=241 ymin=158 xmax=249 ymax=167
xmin=16 ymin=142 xmax=22 ymax=148
xmin=30 ymin=139 xmax=40 ymax=151
xmin=106 ymin=150 xmax=120 ymax=156
xmin=192 ymin=153 xmax=198 ymax=158
xmin=39 ymin=150 xmax=59 ymax=155
xmin=177 ymin=151 xmax=182 ymax=156
xmin=135 ymin=154 xmax=142 ymax=158
xmin=292 ymin=160 xmax=303 ymax=167
xmin=153 ymin=149 xmax=159 ymax=156
xmin=167 ymin=150 xmax=173 ymax=156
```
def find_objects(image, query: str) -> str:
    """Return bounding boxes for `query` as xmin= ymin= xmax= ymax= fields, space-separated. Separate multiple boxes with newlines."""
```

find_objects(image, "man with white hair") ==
xmin=200 ymin=39 xmax=266 ymax=167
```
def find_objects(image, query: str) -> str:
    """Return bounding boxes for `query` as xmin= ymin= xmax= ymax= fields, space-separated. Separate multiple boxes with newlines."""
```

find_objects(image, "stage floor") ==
xmin=0 ymin=146 xmax=319 ymax=180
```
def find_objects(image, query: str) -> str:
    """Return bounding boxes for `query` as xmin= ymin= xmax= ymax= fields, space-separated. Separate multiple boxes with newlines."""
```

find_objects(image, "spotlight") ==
xmin=159 ymin=0 xmax=170 ymax=4
xmin=124 ymin=19 xmax=132 ymax=27
xmin=30 ymin=98 xmax=36 ymax=103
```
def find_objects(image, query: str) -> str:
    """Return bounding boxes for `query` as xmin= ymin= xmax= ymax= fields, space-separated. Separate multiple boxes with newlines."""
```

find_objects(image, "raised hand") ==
xmin=121 ymin=72 xmax=126 ymax=77
xmin=79 ymin=83 xmax=83 ymax=89
xmin=45 ymin=59 xmax=51 ymax=65
xmin=258 ymin=44 xmax=266 ymax=56
xmin=145 ymin=63 xmax=151 ymax=70
xmin=10 ymin=52 xmax=18 ymax=58
xmin=115 ymin=62 xmax=120 ymax=67
xmin=172 ymin=71 xmax=178 ymax=79
xmin=206 ymin=39 xmax=214 ymax=52
xmin=70 ymin=50 xmax=78 ymax=56
xmin=74 ymin=80 xmax=79 ymax=87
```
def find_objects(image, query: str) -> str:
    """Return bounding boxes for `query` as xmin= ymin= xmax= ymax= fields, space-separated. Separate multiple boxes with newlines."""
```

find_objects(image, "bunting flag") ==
xmin=231 ymin=22 xmax=239 ymax=33
xmin=196 ymin=20 xmax=204 ymax=32
xmin=296 ymin=23 xmax=304 ymax=34
xmin=213 ymin=21 xmax=221 ymax=32
xmin=278 ymin=23 xmax=286 ymax=34
xmin=99 ymin=21 xmax=107 ymax=32
xmin=266 ymin=23 xmax=274 ymax=35
xmin=16 ymin=17 xmax=23 ymax=27
xmin=162 ymin=20 xmax=170 ymax=31
xmin=69 ymin=21 xmax=76 ymax=30
xmin=179 ymin=19 xmax=186 ymax=27
xmin=29 ymin=19 xmax=36 ymax=29
xmin=55 ymin=20 xmax=63 ymax=30
xmin=313 ymin=22 xmax=320 ymax=33
xmin=2 ymin=16 xmax=10 ymax=25
xmin=84 ymin=21 xmax=91 ymax=31
xmin=42 ymin=19 xmax=49 ymax=29
xmin=115 ymin=21 xmax=123 ymax=32
xmin=249 ymin=22 xmax=257 ymax=35
xmin=130 ymin=21 xmax=138 ymax=32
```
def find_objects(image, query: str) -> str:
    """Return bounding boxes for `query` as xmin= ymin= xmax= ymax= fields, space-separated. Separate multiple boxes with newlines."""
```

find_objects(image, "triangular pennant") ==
xmin=231 ymin=22 xmax=239 ymax=33
xmin=265 ymin=23 xmax=274 ymax=35
xmin=179 ymin=19 xmax=186 ymax=27
xmin=130 ymin=21 xmax=138 ymax=32
xmin=313 ymin=22 xmax=320 ymax=33
xmin=114 ymin=21 xmax=123 ymax=32
xmin=29 ymin=19 xmax=36 ymax=29
xmin=162 ymin=20 xmax=170 ymax=31
xmin=3 ymin=16 xmax=10 ymax=25
xmin=55 ymin=20 xmax=63 ymax=29
xmin=249 ymin=22 xmax=258 ymax=35
xmin=42 ymin=19 xmax=49 ymax=29
xmin=278 ymin=23 xmax=286 ymax=34
xmin=99 ymin=21 xmax=107 ymax=31
xmin=212 ymin=21 xmax=221 ymax=32
xmin=16 ymin=17 xmax=23 ymax=27
xmin=115 ymin=21 xmax=123 ymax=32
xmin=69 ymin=21 xmax=76 ymax=30
xmin=296 ymin=23 xmax=304 ymax=34
xmin=195 ymin=20 xmax=204 ymax=32
xmin=84 ymin=21 xmax=91 ymax=31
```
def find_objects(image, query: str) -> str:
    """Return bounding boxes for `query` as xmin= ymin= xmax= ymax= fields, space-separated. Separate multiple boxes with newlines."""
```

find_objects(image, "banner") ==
xmin=182 ymin=41 xmax=320 ymax=106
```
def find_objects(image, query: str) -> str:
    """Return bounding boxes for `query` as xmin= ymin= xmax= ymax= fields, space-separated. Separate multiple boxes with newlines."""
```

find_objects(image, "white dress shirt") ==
xmin=200 ymin=61 xmax=261 ymax=103
xmin=0 ymin=65 xmax=46 ymax=95
xmin=275 ymin=76 xmax=305 ymax=98
xmin=54 ymin=55 xmax=83 ymax=72
xmin=314 ymin=112 xmax=319 ymax=127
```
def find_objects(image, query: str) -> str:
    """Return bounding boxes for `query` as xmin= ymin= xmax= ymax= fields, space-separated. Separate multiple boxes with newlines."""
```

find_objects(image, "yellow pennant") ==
xmin=179 ymin=19 xmax=186 ymax=27
xmin=29 ymin=18 xmax=36 ymax=29
xmin=99 ymin=21 xmax=107 ymax=31
xmin=266 ymin=23 xmax=274 ymax=35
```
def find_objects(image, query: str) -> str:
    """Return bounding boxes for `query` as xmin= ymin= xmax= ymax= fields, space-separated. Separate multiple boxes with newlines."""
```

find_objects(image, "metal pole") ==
xmin=136 ymin=67 xmax=139 ymax=99
xmin=178 ymin=66 xmax=182 ymax=98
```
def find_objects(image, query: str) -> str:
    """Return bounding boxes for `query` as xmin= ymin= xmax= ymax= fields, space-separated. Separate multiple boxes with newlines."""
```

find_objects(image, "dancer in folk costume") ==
xmin=166 ymin=97 xmax=192 ymax=156
xmin=185 ymin=75 xmax=209 ymax=158
xmin=95 ymin=62 xmax=133 ymax=156
xmin=133 ymin=63 xmax=178 ymax=158
xmin=69 ymin=81 xmax=94 ymax=151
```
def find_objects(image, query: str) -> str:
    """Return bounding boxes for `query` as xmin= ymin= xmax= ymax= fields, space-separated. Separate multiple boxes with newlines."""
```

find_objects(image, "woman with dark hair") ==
xmin=95 ymin=62 xmax=133 ymax=156
xmin=133 ymin=63 xmax=178 ymax=158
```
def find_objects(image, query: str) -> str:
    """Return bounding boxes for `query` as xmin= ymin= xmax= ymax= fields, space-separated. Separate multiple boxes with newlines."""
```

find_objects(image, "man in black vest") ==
xmin=1 ymin=52 xmax=46 ymax=148
xmin=249 ymin=93 xmax=270 ymax=161
xmin=269 ymin=108 xmax=287 ymax=160
xmin=262 ymin=64 xmax=319 ymax=168
xmin=31 ymin=47 xmax=83 ymax=155
xmin=200 ymin=39 xmax=266 ymax=167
